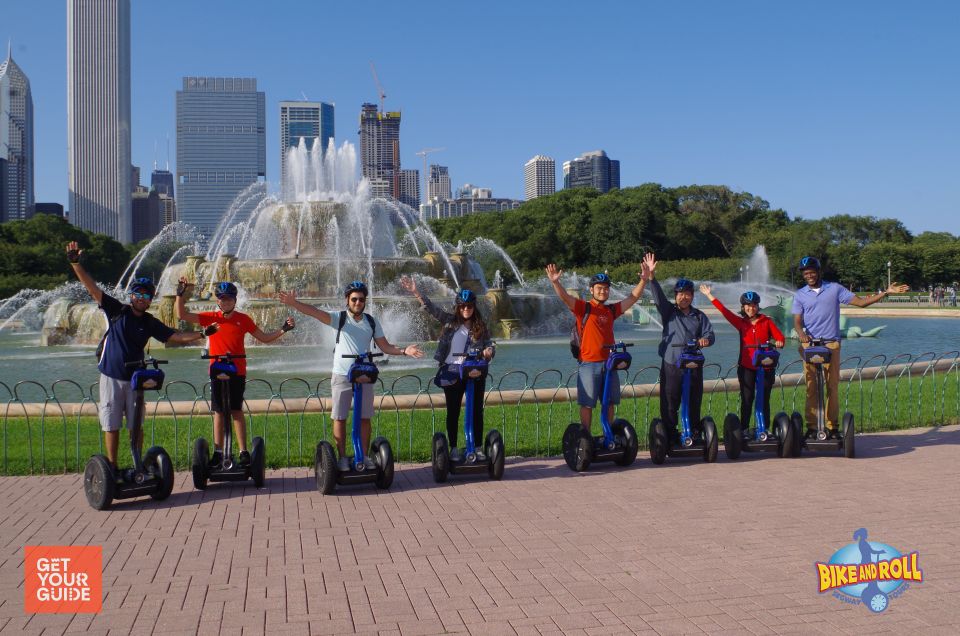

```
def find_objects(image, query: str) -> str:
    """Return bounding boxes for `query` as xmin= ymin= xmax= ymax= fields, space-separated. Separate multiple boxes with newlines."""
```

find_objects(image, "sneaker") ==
xmin=209 ymin=450 xmax=223 ymax=469
xmin=238 ymin=450 xmax=251 ymax=466
xmin=449 ymin=447 xmax=463 ymax=462
xmin=804 ymin=428 xmax=817 ymax=440
xmin=337 ymin=456 xmax=351 ymax=472
xmin=474 ymin=450 xmax=487 ymax=462
xmin=114 ymin=467 xmax=126 ymax=486
xmin=363 ymin=456 xmax=378 ymax=470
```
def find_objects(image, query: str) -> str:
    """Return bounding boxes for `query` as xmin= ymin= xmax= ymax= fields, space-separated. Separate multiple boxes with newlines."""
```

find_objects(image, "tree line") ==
xmin=429 ymin=184 xmax=960 ymax=290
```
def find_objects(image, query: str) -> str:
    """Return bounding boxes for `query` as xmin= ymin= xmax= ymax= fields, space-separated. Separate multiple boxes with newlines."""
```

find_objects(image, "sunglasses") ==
xmin=348 ymin=296 xmax=366 ymax=304
xmin=130 ymin=292 xmax=153 ymax=300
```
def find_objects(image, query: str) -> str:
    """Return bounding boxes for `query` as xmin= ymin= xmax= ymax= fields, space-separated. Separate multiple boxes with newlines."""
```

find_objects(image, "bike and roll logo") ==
xmin=816 ymin=529 xmax=922 ymax=613
xmin=24 ymin=546 xmax=102 ymax=614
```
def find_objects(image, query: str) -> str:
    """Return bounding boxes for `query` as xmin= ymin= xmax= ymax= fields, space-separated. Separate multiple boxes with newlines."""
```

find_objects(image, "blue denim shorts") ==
xmin=577 ymin=361 xmax=620 ymax=408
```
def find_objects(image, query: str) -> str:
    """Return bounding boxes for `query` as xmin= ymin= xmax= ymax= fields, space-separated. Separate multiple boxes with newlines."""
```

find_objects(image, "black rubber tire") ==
xmin=144 ymin=446 xmax=174 ymax=501
xmin=372 ymin=436 xmax=394 ymax=489
xmin=773 ymin=412 xmax=792 ymax=458
xmin=315 ymin=441 xmax=337 ymax=494
xmin=723 ymin=413 xmax=742 ymax=460
xmin=573 ymin=428 xmax=592 ymax=472
xmin=486 ymin=430 xmax=505 ymax=480
xmin=790 ymin=412 xmax=803 ymax=457
xmin=251 ymin=436 xmax=266 ymax=487
xmin=702 ymin=417 xmax=718 ymax=463
xmin=192 ymin=437 xmax=209 ymax=490
xmin=432 ymin=432 xmax=449 ymax=483
xmin=83 ymin=454 xmax=115 ymax=510
xmin=842 ymin=412 xmax=855 ymax=458
xmin=649 ymin=419 xmax=668 ymax=465
xmin=611 ymin=419 xmax=638 ymax=467
xmin=562 ymin=423 xmax=582 ymax=470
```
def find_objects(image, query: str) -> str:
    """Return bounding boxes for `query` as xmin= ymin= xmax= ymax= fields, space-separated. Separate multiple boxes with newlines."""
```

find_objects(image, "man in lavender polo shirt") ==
xmin=792 ymin=256 xmax=909 ymax=436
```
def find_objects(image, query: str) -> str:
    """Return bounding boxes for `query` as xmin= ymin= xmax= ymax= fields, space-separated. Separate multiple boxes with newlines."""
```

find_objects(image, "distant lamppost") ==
xmin=887 ymin=261 xmax=892 ymax=289
xmin=739 ymin=266 xmax=744 ymax=283
xmin=745 ymin=264 xmax=750 ymax=282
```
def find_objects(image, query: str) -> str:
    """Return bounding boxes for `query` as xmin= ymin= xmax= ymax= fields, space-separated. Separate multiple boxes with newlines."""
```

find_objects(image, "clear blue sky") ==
xmin=4 ymin=0 xmax=959 ymax=234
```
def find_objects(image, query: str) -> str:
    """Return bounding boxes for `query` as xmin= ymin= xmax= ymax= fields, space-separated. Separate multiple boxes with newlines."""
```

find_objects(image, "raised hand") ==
xmin=399 ymin=275 xmax=417 ymax=295
xmin=280 ymin=316 xmax=295 ymax=332
xmin=176 ymin=276 xmax=194 ymax=297
xmin=699 ymin=283 xmax=713 ymax=300
xmin=202 ymin=323 xmax=219 ymax=337
xmin=642 ymin=252 xmax=657 ymax=279
xmin=65 ymin=241 xmax=82 ymax=264
xmin=278 ymin=291 xmax=298 ymax=306
xmin=544 ymin=263 xmax=563 ymax=283
xmin=887 ymin=282 xmax=910 ymax=295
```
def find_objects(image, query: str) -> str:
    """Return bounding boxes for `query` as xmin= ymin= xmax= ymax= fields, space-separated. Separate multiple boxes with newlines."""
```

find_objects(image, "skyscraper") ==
xmin=359 ymin=102 xmax=401 ymax=199
xmin=150 ymin=167 xmax=175 ymax=198
xmin=67 ymin=0 xmax=132 ymax=242
xmin=398 ymin=168 xmax=420 ymax=209
xmin=279 ymin=101 xmax=334 ymax=196
xmin=524 ymin=155 xmax=555 ymax=200
xmin=427 ymin=164 xmax=451 ymax=202
xmin=0 ymin=44 xmax=34 ymax=223
xmin=176 ymin=77 xmax=265 ymax=238
xmin=562 ymin=150 xmax=620 ymax=193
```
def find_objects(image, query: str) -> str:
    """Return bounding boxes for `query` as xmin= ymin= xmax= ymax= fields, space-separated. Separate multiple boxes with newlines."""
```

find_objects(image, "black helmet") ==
xmin=589 ymin=273 xmax=612 ymax=287
xmin=214 ymin=281 xmax=238 ymax=298
xmin=455 ymin=289 xmax=476 ymax=305
xmin=674 ymin=278 xmax=694 ymax=294
xmin=344 ymin=280 xmax=368 ymax=297
xmin=798 ymin=256 xmax=821 ymax=271
xmin=127 ymin=277 xmax=156 ymax=298
xmin=740 ymin=290 xmax=761 ymax=306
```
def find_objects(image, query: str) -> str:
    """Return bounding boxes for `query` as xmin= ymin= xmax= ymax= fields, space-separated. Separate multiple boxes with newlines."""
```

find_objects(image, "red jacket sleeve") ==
xmin=711 ymin=298 xmax=746 ymax=330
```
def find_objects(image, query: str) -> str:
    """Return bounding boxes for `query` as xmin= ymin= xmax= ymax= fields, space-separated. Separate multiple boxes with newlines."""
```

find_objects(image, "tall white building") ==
xmin=398 ymin=168 xmax=420 ymax=209
xmin=524 ymin=155 xmax=555 ymax=200
xmin=0 ymin=43 xmax=34 ymax=222
xmin=427 ymin=164 xmax=451 ymax=202
xmin=67 ymin=0 xmax=132 ymax=242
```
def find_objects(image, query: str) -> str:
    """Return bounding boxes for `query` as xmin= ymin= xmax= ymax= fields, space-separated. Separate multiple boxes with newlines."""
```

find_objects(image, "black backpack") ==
xmin=94 ymin=308 xmax=126 ymax=360
xmin=569 ymin=304 xmax=595 ymax=361
xmin=336 ymin=311 xmax=377 ymax=349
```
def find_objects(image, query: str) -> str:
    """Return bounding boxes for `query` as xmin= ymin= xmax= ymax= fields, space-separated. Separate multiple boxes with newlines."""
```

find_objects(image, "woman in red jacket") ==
xmin=700 ymin=284 xmax=785 ymax=434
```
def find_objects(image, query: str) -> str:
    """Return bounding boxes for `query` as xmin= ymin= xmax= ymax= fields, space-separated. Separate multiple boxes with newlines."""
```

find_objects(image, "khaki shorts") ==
xmin=331 ymin=374 xmax=374 ymax=420
xmin=98 ymin=374 xmax=138 ymax=432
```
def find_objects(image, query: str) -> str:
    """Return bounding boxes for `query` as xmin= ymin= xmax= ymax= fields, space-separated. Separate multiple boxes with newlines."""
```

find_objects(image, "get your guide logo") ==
xmin=24 ymin=546 xmax=102 ymax=614
xmin=815 ymin=529 xmax=922 ymax=613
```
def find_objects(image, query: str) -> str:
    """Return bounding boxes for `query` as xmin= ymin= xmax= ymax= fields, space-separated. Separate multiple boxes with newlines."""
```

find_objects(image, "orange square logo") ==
xmin=24 ymin=546 xmax=102 ymax=614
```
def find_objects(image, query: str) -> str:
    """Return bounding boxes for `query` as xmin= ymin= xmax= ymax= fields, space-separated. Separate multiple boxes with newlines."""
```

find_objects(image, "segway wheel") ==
xmin=144 ymin=446 xmax=174 ymax=501
xmin=649 ymin=419 xmax=668 ymax=465
xmin=83 ymin=454 xmax=115 ymax=511
xmin=314 ymin=441 xmax=337 ymax=494
xmin=251 ymin=436 xmax=266 ymax=488
xmin=611 ymin=419 xmax=638 ymax=467
xmin=432 ymin=432 xmax=449 ymax=483
xmin=774 ymin=412 xmax=793 ymax=458
xmin=701 ymin=417 xmax=718 ymax=463
xmin=723 ymin=413 xmax=742 ymax=460
xmin=192 ymin=438 xmax=209 ymax=490
xmin=485 ymin=430 xmax=505 ymax=480
xmin=790 ymin=412 xmax=803 ymax=457
xmin=562 ymin=423 xmax=582 ymax=470
xmin=842 ymin=412 xmax=855 ymax=458
xmin=371 ymin=437 xmax=394 ymax=489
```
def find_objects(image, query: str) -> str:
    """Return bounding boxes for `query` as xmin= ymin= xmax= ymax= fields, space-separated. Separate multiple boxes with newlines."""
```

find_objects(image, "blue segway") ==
xmin=792 ymin=336 xmax=855 ymax=457
xmin=314 ymin=352 xmax=394 ymax=494
xmin=648 ymin=341 xmax=718 ymax=464
xmin=432 ymin=347 xmax=505 ymax=482
xmin=191 ymin=352 xmax=266 ymax=489
xmin=83 ymin=357 xmax=175 ymax=510
xmin=562 ymin=342 xmax=640 ymax=472
xmin=723 ymin=343 xmax=796 ymax=459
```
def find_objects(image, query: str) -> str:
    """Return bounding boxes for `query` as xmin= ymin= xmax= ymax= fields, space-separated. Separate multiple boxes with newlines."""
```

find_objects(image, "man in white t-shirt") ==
xmin=280 ymin=282 xmax=424 ymax=471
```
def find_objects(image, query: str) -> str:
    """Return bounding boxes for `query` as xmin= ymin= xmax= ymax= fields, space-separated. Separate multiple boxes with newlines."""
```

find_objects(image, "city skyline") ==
xmin=3 ymin=0 xmax=959 ymax=234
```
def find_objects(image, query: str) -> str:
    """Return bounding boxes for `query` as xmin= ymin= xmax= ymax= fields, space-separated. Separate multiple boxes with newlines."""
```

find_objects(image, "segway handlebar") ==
xmin=671 ymin=339 xmax=701 ymax=349
xmin=125 ymin=357 xmax=168 ymax=369
xmin=200 ymin=351 xmax=246 ymax=361
xmin=342 ymin=352 xmax=384 ymax=360
xmin=747 ymin=341 xmax=779 ymax=349
xmin=603 ymin=341 xmax=633 ymax=350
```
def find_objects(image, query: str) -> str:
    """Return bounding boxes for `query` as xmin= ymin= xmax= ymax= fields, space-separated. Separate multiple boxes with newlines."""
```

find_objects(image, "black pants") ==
xmin=443 ymin=377 xmax=485 ymax=448
xmin=737 ymin=365 xmax=775 ymax=431
xmin=660 ymin=361 xmax=703 ymax=436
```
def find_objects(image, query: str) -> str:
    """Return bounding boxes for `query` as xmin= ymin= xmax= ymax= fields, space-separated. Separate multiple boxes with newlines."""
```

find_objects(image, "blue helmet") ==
xmin=589 ymin=273 xmax=612 ymax=287
xmin=344 ymin=280 xmax=368 ymax=298
xmin=674 ymin=278 xmax=694 ymax=294
xmin=456 ymin=289 xmax=476 ymax=305
xmin=798 ymin=256 xmax=821 ymax=272
xmin=127 ymin=277 xmax=156 ymax=298
xmin=214 ymin=281 xmax=238 ymax=298
xmin=740 ymin=291 xmax=761 ymax=306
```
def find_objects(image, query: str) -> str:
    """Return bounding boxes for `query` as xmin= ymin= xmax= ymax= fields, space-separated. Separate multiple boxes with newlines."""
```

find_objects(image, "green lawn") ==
xmin=2 ymin=370 xmax=958 ymax=475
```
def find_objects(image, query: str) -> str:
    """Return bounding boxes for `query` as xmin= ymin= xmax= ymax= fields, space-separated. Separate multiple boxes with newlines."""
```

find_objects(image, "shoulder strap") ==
xmin=579 ymin=302 xmax=592 ymax=334
xmin=335 ymin=311 xmax=348 ymax=344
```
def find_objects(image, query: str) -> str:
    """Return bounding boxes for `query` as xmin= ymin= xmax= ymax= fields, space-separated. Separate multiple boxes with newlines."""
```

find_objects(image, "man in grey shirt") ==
xmin=280 ymin=281 xmax=423 ymax=471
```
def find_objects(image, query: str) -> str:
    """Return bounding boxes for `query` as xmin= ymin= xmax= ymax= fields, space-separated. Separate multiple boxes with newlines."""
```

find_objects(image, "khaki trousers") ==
xmin=801 ymin=340 xmax=841 ymax=430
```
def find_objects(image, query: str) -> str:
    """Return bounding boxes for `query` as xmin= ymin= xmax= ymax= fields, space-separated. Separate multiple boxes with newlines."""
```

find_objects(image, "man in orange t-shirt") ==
xmin=545 ymin=263 xmax=649 ymax=431
xmin=176 ymin=278 xmax=294 ymax=466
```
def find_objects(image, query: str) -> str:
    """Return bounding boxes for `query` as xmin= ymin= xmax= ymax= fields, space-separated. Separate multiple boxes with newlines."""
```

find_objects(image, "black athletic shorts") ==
xmin=210 ymin=370 xmax=246 ymax=413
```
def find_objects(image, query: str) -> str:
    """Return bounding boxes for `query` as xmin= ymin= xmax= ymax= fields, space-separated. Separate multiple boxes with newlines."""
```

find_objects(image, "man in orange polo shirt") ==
xmin=545 ymin=263 xmax=649 ymax=431
xmin=176 ymin=278 xmax=295 ymax=466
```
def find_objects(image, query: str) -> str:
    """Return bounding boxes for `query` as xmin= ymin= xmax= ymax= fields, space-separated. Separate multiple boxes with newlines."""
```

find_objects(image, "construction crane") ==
xmin=415 ymin=147 xmax=446 ymax=204
xmin=369 ymin=62 xmax=386 ymax=112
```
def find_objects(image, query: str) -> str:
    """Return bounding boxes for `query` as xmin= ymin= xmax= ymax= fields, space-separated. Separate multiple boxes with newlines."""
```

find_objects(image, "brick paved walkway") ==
xmin=1 ymin=425 xmax=959 ymax=635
